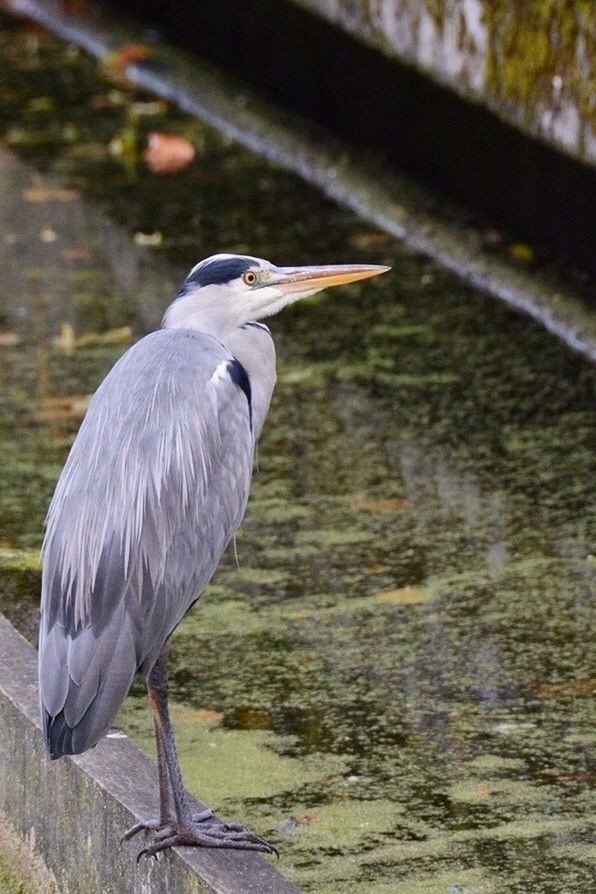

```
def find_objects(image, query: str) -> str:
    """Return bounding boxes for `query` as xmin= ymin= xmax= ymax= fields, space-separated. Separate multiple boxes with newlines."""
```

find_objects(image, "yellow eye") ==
xmin=243 ymin=270 xmax=257 ymax=286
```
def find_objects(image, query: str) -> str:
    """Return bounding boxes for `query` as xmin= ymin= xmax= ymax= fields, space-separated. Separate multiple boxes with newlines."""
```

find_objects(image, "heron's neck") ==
xmin=162 ymin=290 xmax=238 ymax=338
xmin=222 ymin=324 xmax=277 ymax=440
xmin=162 ymin=298 xmax=277 ymax=439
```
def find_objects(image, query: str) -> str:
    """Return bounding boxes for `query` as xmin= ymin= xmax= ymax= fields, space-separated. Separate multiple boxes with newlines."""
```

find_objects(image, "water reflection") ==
xmin=0 ymin=16 xmax=594 ymax=894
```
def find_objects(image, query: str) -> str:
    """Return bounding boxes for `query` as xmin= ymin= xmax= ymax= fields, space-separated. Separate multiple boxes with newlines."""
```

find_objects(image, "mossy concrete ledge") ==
xmin=0 ymin=613 xmax=300 ymax=894
xmin=291 ymin=0 xmax=596 ymax=167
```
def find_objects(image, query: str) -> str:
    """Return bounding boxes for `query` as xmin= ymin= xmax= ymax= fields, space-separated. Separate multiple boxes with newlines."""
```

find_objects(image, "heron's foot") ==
xmin=136 ymin=817 xmax=277 ymax=861
xmin=122 ymin=808 xmax=213 ymax=843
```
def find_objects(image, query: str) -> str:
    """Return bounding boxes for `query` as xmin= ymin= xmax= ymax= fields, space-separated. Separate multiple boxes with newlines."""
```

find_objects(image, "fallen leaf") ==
xmin=34 ymin=395 xmax=91 ymax=422
xmin=75 ymin=326 xmax=133 ymax=347
xmin=129 ymin=100 xmax=168 ymax=117
xmin=109 ymin=43 xmax=150 ymax=70
xmin=296 ymin=813 xmax=317 ymax=824
xmin=375 ymin=586 xmax=432 ymax=605
xmin=53 ymin=323 xmax=76 ymax=352
xmin=352 ymin=497 xmax=412 ymax=513
xmin=134 ymin=231 xmax=163 ymax=247
xmin=0 ymin=331 xmax=22 ymax=347
xmin=171 ymin=706 xmax=224 ymax=725
xmin=143 ymin=131 xmax=195 ymax=173
xmin=53 ymin=325 xmax=133 ymax=351
xmin=365 ymin=562 xmax=389 ymax=575
xmin=23 ymin=186 xmax=80 ymax=203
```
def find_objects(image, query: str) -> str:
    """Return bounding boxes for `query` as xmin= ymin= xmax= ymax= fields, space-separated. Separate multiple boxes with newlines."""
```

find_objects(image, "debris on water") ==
xmin=143 ymin=130 xmax=195 ymax=173
xmin=23 ymin=186 xmax=79 ymax=203
xmin=351 ymin=497 xmax=412 ymax=512
xmin=106 ymin=43 xmax=150 ymax=72
xmin=375 ymin=586 xmax=433 ymax=605
xmin=39 ymin=227 xmax=57 ymax=243
xmin=53 ymin=324 xmax=133 ymax=351
xmin=133 ymin=231 xmax=163 ymax=246
xmin=508 ymin=241 xmax=536 ymax=265
xmin=0 ymin=332 xmax=21 ymax=347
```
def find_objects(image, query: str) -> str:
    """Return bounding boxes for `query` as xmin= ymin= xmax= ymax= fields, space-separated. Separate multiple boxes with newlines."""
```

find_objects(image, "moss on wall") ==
xmin=291 ymin=0 xmax=596 ymax=163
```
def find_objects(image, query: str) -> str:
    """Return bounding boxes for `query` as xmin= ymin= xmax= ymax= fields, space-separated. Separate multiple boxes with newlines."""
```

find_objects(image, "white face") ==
xmin=164 ymin=254 xmax=390 ymax=333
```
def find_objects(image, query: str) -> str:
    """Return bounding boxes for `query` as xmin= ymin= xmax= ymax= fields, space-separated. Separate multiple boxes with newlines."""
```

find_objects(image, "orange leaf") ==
xmin=143 ymin=131 xmax=195 ymax=173
xmin=110 ymin=44 xmax=150 ymax=70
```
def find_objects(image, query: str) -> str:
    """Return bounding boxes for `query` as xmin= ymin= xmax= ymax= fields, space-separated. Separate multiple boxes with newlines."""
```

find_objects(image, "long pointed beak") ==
xmin=268 ymin=263 xmax=390 ymax=293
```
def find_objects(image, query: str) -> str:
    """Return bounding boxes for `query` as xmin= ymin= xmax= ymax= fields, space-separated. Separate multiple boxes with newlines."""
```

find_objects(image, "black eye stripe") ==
xmin=185 ymin=257 xmax=256 ymax=287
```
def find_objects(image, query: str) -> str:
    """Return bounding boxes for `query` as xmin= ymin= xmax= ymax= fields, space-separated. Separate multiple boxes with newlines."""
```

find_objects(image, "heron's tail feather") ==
xmin=39 ymin=609 xmax=138 ymax=758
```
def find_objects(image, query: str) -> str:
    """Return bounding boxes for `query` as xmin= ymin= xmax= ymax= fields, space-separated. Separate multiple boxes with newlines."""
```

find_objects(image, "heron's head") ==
xmin=163 ymin=253 xmax=390 ymax=335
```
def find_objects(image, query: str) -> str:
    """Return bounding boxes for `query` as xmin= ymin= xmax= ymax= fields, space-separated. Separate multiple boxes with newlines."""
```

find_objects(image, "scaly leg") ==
xmin=127 ymin=641 xmax=276 ymax=860
xmin=121 ymin=642 xmax=212 ymax=843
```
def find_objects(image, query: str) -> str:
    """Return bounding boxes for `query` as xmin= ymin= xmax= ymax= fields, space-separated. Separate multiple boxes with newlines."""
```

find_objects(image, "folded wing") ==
xmin=39 ymin=328 xmax=253 ymax=757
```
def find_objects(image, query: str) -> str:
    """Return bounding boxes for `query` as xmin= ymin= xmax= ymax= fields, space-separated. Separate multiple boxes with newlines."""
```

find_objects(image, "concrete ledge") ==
xmin=291 ymin=0 xmax=596 ymax=168
xmin=0 ymin=614 xmax=300 ymax=894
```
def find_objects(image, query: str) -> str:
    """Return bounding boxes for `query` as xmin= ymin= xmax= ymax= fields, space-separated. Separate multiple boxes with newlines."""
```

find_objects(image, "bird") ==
xmin=38 ymin=252 xmax=389 ymax=859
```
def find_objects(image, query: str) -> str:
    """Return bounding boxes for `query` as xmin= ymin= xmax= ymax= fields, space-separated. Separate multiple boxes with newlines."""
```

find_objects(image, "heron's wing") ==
xmin=39 ymin=329 xmax=254 ymax=755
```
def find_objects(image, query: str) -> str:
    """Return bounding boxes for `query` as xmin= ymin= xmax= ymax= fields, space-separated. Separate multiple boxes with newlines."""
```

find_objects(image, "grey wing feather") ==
xmin=39 ymin=329 xmax=254 ymax=757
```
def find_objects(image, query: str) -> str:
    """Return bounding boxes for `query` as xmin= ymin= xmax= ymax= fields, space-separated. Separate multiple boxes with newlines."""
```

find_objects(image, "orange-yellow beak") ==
xmin=268 ymin=263 xmax=390 ymax=293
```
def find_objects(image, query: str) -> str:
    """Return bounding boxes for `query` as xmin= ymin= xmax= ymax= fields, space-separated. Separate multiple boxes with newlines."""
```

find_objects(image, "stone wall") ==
xmin=0 ymin=614 xmax=299 ymax=894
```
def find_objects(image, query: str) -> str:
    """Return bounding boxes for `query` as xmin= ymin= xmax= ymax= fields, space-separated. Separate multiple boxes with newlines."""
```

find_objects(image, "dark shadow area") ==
xmin=107 ymin=0 xmax=596 ymax=275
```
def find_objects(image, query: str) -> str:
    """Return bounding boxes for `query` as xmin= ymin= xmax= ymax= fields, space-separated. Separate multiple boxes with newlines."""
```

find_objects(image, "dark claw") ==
xmin=121 ymin=819 xmax=161 ymax=843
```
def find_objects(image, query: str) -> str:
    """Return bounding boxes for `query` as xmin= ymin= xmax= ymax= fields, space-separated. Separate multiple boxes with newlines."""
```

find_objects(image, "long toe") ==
xmin=191 ymin=808 xmax=214 ymax=823
xmin=121 ymin=818 xmax=162 ymax=843
xmin=137 ymin=819 xmax=277 ymax=860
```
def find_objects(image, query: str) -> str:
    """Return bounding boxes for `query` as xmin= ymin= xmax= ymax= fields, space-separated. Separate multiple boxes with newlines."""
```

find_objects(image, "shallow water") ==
xmin=0 ymin=17 xmax=594 ymax=893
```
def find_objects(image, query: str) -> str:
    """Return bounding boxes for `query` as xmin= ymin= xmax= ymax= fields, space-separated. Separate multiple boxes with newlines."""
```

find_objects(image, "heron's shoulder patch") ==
xmin=226 ymin=358 xmax=252 ymax=429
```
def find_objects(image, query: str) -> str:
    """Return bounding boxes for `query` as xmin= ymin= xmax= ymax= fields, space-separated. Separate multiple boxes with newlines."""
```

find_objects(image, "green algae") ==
xmin=0 ymin=854 xmax=35 ymax=894
xmin=0 ymin=16 xmax=594 ymax=894
xmin=0 ymin=813 xmax=57 ymax=894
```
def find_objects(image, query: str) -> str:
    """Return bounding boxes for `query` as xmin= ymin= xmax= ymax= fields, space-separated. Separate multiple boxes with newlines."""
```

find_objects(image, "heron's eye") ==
xmin=243 ymin=271 xmax=258 ymax=286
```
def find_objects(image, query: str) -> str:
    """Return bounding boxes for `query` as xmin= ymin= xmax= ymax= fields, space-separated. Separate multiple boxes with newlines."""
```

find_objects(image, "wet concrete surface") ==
xmin=0 ymin=17 xmax=594 ymax=894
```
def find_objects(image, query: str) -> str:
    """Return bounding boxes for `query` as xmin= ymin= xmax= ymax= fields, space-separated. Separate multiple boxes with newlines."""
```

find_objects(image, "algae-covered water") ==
xmin=0 ymin=16 xmax=594 ymax=894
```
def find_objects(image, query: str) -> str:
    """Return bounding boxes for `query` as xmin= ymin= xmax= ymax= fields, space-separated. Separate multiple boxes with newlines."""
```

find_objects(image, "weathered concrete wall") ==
xmin=290 ymin=0 xmax=596 ymax=166
xmin=0 ymin=614 xmax=300 ymax=894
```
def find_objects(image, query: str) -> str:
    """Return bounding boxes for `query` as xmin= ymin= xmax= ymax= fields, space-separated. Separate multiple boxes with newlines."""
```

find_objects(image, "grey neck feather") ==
xmin=162 ymin=290 xmax=277 ymax=441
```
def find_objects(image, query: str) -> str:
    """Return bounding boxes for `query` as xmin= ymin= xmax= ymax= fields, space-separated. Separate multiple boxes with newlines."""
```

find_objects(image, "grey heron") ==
xmin=39 ymin=253 xmax=389 ymax=859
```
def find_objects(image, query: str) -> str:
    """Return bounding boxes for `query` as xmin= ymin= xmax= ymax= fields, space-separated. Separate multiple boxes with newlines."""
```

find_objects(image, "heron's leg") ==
xmin=121 ymin=642 xmax=213 ymax=843
xmin=136 ymin=642 xmax=276 ymax=860
xmin=145 ymin=641 xmax=194 ymax=822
